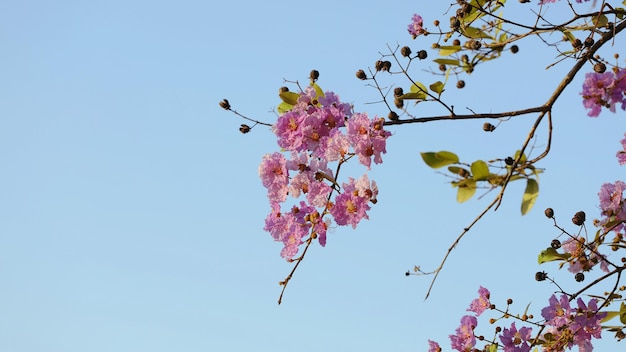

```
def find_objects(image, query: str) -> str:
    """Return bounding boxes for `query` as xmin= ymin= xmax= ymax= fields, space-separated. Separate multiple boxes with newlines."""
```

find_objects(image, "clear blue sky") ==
xmin=1 ymin=1 xmax=624 ymax=351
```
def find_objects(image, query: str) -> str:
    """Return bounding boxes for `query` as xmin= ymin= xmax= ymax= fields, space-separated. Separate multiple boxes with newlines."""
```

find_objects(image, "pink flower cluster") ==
xmin=260 ymin=87 xmax=391 ymax=260
xmin=540 ymin=294 xmax=605 ymax=352
xmin=581 ymin=69 xmax=626 ymax=117
xmin=408 ymin=14 xmax=424 ymax=39
xmin=428 ymin=288 xmax=606 ymax=352
xmin=596 ymin=180 xmax=626 ymax=235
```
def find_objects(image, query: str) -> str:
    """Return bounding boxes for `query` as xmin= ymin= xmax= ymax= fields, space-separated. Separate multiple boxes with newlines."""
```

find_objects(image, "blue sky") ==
xmin=1 ymin=1 xmax=625 ymax=351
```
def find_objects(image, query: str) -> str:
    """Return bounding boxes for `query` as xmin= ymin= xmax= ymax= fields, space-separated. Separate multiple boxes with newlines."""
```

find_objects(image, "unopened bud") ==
xmin=239 ymin=124 xmax=251 ymax=134
xmin=219 ymin=99 xmax=231 ymax=110
xmin=356 ymin=69 xmax=367 ymax=80
xmin=482 ymin=122 xmax=495 ymax=131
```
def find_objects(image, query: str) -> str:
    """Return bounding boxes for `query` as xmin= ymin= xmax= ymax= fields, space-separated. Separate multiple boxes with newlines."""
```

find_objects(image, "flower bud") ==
xmin=457 ymin=80 xmax=466 ymax=89
xmin=239 ymin=124 xmax=251 ymax=134
xmin=510 ymin=45 xmax=519 ymax=54
xmin=356 ymin=69 xmax=367 ymax=80
xmin=482 ymin=122 xmax=495 ymax=131
xmin=438 ymin=64 xmax=447 ymax=72
xmin=417 ymin=50 xmax=428 ymax=60
xmin=453 ymin=39 xmax=461 ymax=46
xmin=544 ymin=208 xmax=554 ymax=218
xmin=575 ymin=272 xmax=585 ymax=282
xmin=505 ymin=157 xmax=514 ymax=165
xmin=594 ymin=62 xmax=606 ymax=73
xmin=219 ymin=99 xmax=231 ymax=110
xmin=551 ymin=239 xmax=561 ymax=249
xmin=381 ymin=61 xmax=392 ymax=72
xmin=535 ymin=271 xmax=547 ymax=281
xmin=309 ymin=69 xmax=319 ymax=81
xmin=572 ymin=211 xmax=586 ymax=226
xmin=375 ymin=60 xmax=384 ymax=72
xmin=401 ymin=46 xmax=412 ymax=57
xmin=388 ymin=111 xmax=399 ymax=121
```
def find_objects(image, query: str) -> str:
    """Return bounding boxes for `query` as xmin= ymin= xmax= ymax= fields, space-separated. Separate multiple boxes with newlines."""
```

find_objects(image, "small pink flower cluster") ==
xmin=540 ymin=294 xmax=605 ymax=352
xmin=408 ymin=14 xmax=424 ymax=39
xmin=581 ymin=69 xmax=626 ymax=117
xmin=259 ymin=87 xmax=391 ymax=260
xmin=428 ymin=288 xmax=605 ymax=352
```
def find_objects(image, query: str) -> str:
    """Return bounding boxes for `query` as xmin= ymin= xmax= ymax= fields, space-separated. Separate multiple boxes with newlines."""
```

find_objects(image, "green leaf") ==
xmin=538 ymin=247 xmax=570 ymax=264
xmin=438 ymin=45 xmax=462 ymax=56
xmin=561 ymin=29 xmax=576 ymax=44
xmin=399 ymin=92 xmax=426 ymax=100
xmin=279 ymin=91 xmax=300 ymax=106
xmin=456 ymin=179 xmax=476 ymax=203
xmin=620 ymin=302 xmax=626 ymax=325
xmin=433 ymin=58 xmax=460 ymax=66
xmin=593 ymin=14 xmax=608 ymax=27
xmin=470 ymin=160 xmax=489 ymax=181
xmin=311 ymin=82 xmax=325 ymax=99
xmin=461 ymin=26 xmax=492 ymax=39
xmin=448 ymin=166 xmax=469 ymax=178
xmin=601 ymin=310 xmax=621 ymax=323
xmin=277 ymin=101 xmax=293 ymax=114
xmin=429 ymin=81 xmax=445 ymax=95
xmin=513 ymin=150 xmax=527 ymax=163
xmin=486 ymin=344 xmax=498 ymax=352
xmin=410 ymin=81 xmax=428 ymax=93
xmin=521 ymin=178 xmax=539 ymax=215
xmin=421 ymin=151 xmax=459 ymax=169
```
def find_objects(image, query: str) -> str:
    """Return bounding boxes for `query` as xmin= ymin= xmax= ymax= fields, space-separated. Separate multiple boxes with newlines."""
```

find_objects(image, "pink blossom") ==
xmin=427 ymin=340 xmax=441 ymax=352
xmin=499 ymin=322 xmax=532 ymax=352
xmin=408 ymin=14 xmax=424 ymax=39
xmin=467 ymin=286 xmax=490 ymax=316
xmin=581 ymin=69 xmax=626 ymax=117
xmin=449 ymin=315 xmax=477 ymax=352
xmin=346 ymin=113 xmax=391 ymax=169
xmin=330 ymin=177 xmax=371 ymax=228
xmin=617 ymin=133 xmax=626 ymax=165
xmin=598 ymin=181 xmax=626 ymax=215
xmin=259 ymin=152 xmax=289 ymax=203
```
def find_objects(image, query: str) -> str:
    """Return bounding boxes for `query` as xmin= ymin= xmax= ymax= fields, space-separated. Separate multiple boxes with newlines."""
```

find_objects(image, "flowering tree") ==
xmin=221 ymin=0 xmax=626 ymax=350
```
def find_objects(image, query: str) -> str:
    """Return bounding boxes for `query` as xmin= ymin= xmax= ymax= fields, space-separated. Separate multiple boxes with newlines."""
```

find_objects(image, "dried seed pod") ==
xmin=545 ymin=208 xmax=554 ymax=218
xmin=482 ymin=122 xmax=495 ymax=131
xmin=572 ymin=211 xmax=586 ymax=226
xmin=594 ymin=62 xmax=606 ymax=73
xmin=510 ymin=45 xmax=519 ymax=54
xmin=309 ymin=69 xmax=319 ymax=81
xmin=239 ymin=124 xmax=251 ymax=134
xmin=551 ymin=239 xmax=561 ymax=249
xmin=417 ymin=50 xmax=428 ymax=60
xmin=535 ymin=271 xmax=547 ymax=281
xmin=356 ymin=69 xmax=367 ymax=80
xmin=575 ymin=272 xmax=585 ymax=282
xmin=394 ymin=87 xmax=404 ymax=97
xmin=219 ymin=99 xmax=231 ymax=110
xmin=457 ymin=80 xmax=466 ymax=89
xmin=400 ymin=46 xmax=412 ymax=57
xmin=388 ymin=111 xmax=399 ymax=121
xmin=504 ymin=157 xmax=514 ymax=166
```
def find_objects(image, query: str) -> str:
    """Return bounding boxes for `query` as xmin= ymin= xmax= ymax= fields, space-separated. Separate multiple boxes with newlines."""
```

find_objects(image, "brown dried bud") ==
xmin=356 ymin=69 xmax=367 ymax=80
xmin=417 ymin=50 xmax=428 ymax=60
xmin=544 ymin=208 xmax=554 ymax=218
xmin=388 ymin=111 xmax=399 ymax=121
xmin=394 ymin=87 xmax=404 ymax=97
xmin=551 ymin=239 xmax=561 ymax=249
xmin=505 ymin=157 xmax=514 ymax=165
xmin=394 ymin=98 xmax=404 ymax=109
xmin=439 ymin=63 xmax=447 ymax=72
xmin=239 ymin=124 xmax=251 ymax=134
xmin=594 ymin=62 xmax=606 ymax=73
xmin=572 ymin=38 xmax=583 ymax=50
xmin=471 ymin=40 xmax=482 ymax=50
xmin=375 ymin=60 xmax=384 ymax=71
xmin=219 ymin=99 xmax=231 ymax=110
xmin=457 ymin=80 xmax=466 ymax=89
xmin=510 ymin=45 xmax=519 ymax=54
xmin=381 ymin=60 xmax=392 ymax=72
xmin=482 ymin=122 xmax=495 ymax=132
xmin=433 ymin=19 xmax=440 ymax=26
xmin=507 ymin=298 xmax=513 ymax=305
xmin=572 ymin=211 xmax=586 ymax=226
xmin=400 ymin=46 xmax=412 ymax=57
xmin=309 ymin=69 xmax=319 ymax=81
xmin=575 ymin=272 xmax=585 ymax=282
xmin=584 ymin=37 xmax=594 ymax=48
xmin=453 ymin=39 xmax=461 ymax=46
xmin=535 ymin=271 xmax=547 ymax=281
xmin=450 ymin=16 xmax=460 ymax=30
